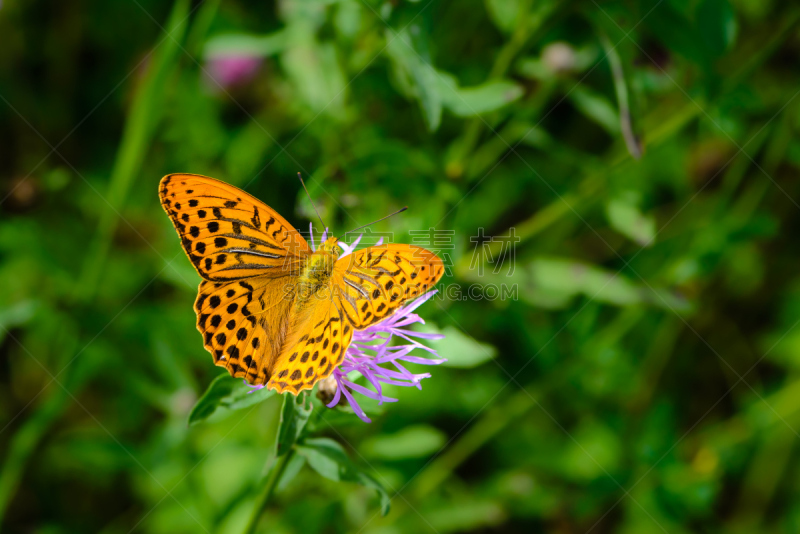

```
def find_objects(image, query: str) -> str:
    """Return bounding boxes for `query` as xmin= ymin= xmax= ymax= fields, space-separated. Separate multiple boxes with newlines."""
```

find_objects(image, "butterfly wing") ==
xmin=160 ymin=174 xmax=310 ymax=384
xmin=159 ymin=174 xmax=310 ymax=281
xmin=266 ymin=288 xmax=353 ymax=394
xmin=195 ymin=277 xmax=295 ymax=384
xmin=334 ymin=244 xmax=444 ymax=328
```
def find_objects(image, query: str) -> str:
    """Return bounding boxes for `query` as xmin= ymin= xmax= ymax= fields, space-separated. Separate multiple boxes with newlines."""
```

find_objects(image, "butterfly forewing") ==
xmin=159 ymin=174 xmax=310 ymax=281
xmin=334 ymin=244 xmax=444 ymax=328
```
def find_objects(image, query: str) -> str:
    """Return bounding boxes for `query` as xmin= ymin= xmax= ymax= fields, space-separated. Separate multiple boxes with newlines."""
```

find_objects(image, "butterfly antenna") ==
xmin=342 ymin=206 xmax=408 ymax=238
xmin=297 ymin=172 xmax=327 ymax=231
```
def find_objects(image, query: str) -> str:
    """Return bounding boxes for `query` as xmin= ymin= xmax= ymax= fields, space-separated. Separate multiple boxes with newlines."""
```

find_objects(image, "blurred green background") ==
xmin=2 ymin=0 xmax=800 ymax=532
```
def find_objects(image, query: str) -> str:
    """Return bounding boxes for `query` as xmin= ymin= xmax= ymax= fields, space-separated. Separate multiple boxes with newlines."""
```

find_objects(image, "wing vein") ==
xmin=343 ymin=277 xmax=370 ymax=298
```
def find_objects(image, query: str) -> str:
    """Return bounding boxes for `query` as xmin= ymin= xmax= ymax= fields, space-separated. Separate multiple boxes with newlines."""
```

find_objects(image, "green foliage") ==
xmin=188 ymin=373 xmax=276 ymax=425
xmin=361 ymin=425 xmax=447 ymax=459
xmin=297 ymin=437 xmax=391 ymax=515
xmin=420 ymin=324 xmax=498 ymax=368
xmin=386 ymin=28 xmax=444 ymax=131
xmin=275 ymin=393 xmax=313 ymax=457
xmin=2 ymin=0 xmax=800 ymax=532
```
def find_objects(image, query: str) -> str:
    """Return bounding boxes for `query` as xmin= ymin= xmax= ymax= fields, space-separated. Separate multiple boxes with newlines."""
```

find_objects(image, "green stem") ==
xmin=77 ymin=0 xmax=191 ymax=302
xmin=487 ymin=0 xmax=536 ymax=80
xmin=599 ymin=32 xmax=641 ymax=159
xmin=185 ymin=0 xmax=221 ymax=58
xmin=243 ymin=450 xmax=295 ymax=534
xmin=409 ymin=388 xmax=535 ymax=500
xmin=721 ymin=7 xmax=800 ymax=93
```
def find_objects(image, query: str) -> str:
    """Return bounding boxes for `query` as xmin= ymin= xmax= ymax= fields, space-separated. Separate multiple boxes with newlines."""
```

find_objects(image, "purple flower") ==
xmin=326 ymin=289 xmax=444 ymax=422
xmin=247 ymin=225 xmax=445 ymax=422
xmin=205 ymin=54 xmax=262 ymax=89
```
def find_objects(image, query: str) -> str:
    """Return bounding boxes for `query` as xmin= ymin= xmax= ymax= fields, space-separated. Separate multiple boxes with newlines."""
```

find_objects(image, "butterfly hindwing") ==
xmin=195 ymin=277 xmax=296 ymax=384
xmin=160 ymin=174 xmax=310 ymax=281
xmin=267 ymin=291 xmax=353 ymax=394
xmin=334 ymin=244 xmax=444 ymax=328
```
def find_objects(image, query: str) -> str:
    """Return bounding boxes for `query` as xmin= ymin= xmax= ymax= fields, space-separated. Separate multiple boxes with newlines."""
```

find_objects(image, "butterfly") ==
xmin=159 ymin=174 xmax=444 ymax=395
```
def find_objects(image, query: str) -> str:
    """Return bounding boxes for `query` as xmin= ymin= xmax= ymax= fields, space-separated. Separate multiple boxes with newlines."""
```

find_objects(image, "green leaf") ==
xmin=204 ymin=31 xmax=287 ymax=58
xmin=484 ymin=0 xmax=521 ymax=33
xmin=188 ymin=374 xmax=275 ymax=426
xmin=568 ymin=87 xmax=619 ymax=134
xmin=605 ymin=196 xmax=656 ymax=247
xmin=559 ymin=419 xmax=622 ymax=481
xmin=439 ymin=77 xmax=524 ymax=117
xmin=696 ymin=0 xmax=737 ymax=57
xmin=282 ymin=40 xmax=348 ymax=119
xmin=462 ymin=257 xmax=691 ymax=311
xmin=362 ymin=425 xmax=447 ymax=460
xmin=296 ymin=437 xmax=344 ymax=480
xmin=0 ymin=300 xmax=38 ymax=333
xmin=530 ymin=258 xmax=644 ymax=307
xmin=426 ymin=499 xmax=506 ymax=532
xmin=646 ymin=6 xmax=708 ymax=65
xmin=385 ymin=29 xmax=442 ymax=131
xmin=275 ymin=392 xmax=313 ymax=457
xmin=333 ymin=0 xmax=363 ymax=39
xmin=416 ymin=323 xmax=497 ymax=368
xmin=276 ymin=453 xmax=307 ymax=493
xmin=522 ymin=258 xmax=691 ymax=311
xmin=297 ymin=437 xmax=391 ymax=515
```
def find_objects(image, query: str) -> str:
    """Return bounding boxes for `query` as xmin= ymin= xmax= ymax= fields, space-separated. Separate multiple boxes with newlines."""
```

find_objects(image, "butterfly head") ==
xmin=317 ymin=236 xmax=341 ymax=258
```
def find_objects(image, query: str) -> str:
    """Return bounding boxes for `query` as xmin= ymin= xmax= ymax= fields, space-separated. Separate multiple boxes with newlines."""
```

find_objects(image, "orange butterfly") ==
xmin=159 ymin=174 xmax=443 ymax=395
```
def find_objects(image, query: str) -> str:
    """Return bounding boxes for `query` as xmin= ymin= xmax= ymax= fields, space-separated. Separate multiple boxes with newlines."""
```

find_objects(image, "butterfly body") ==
xmin=296 ymin=237 xmax=340 ymax=305
xmin=160 ymin=174 xmax=444 ymax=395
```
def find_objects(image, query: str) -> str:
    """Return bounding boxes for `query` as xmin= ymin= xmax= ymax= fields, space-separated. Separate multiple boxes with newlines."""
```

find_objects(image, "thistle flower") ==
xmin=205 ymin=54 xmax=262 ymax=88
xmin=325 ymin=289 xmax=444 ymax=422
xmin=247 ymin=225 xmax=444 ymax=422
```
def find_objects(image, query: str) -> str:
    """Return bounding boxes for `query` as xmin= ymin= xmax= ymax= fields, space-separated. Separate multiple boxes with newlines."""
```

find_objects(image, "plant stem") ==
xmin=599 ymin=32 xmax=641 ymax=159
xmin=243 ymin=449 xmax=295 ymax=534
xmin=77 ymin=0 xmax=190 ymax=302
xmin=410 ymin=388 xmax=535 ymax=500
xmin=487 ymin=0 xmax=536 ymax=81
